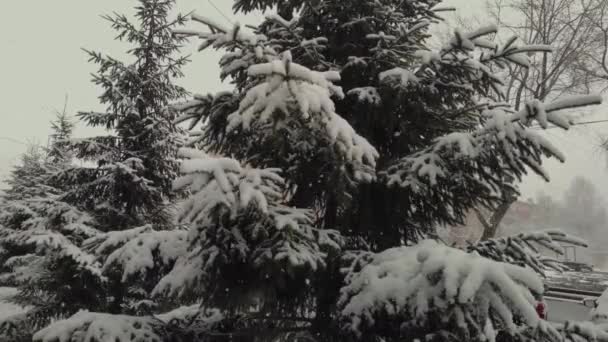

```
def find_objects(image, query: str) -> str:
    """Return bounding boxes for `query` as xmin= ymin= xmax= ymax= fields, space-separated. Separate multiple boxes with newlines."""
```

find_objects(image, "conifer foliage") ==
xmin=1 ymin=0 xmax=190 ymax=340
xmin=0 ymin=117 xmax=104 ymax=341
xmin=51 ymin=0 xmax=191 ymax=316
xmin=61 ymin=0 xmax=189 ymax=229
xmin=13 ymin=0 xmax=608 ymax=342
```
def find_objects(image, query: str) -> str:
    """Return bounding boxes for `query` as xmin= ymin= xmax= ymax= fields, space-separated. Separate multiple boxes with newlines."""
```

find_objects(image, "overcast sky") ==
xmin=1 ymin=0 xmax=607 ymax=201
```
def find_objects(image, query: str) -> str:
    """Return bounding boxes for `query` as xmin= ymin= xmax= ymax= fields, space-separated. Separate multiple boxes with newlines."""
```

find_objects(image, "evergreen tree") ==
xmin=1 ymin=0 xmax=191 ymax=332
xmin=0 ymin=122 xmax=104 ymax=341
xmin=50 ymin=0 xmax=190 ymax=315
xmin=2 ymin=145 xmax=53 ymax=202
xmin=59 ymin=0 xmax=188 ymax=229
xmin=47 ymin=105 xmax=75 ymax=165
xmin=31 ymin=1 xmax=608 ymax=342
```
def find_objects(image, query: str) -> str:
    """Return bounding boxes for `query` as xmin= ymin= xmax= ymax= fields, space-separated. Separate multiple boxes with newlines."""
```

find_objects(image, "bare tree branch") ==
xmin=444 ymin=0 xmax=608 ymax=240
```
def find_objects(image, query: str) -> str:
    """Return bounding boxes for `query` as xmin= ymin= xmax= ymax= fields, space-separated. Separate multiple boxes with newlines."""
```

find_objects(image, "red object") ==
xmin=536 ymin=302 xmax=546 ymax=319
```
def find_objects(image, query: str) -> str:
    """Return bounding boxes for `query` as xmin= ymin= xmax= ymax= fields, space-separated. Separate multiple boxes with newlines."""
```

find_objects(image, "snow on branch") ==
xmin=172 ymin=148 xmax=277 ymax=222
xmin=2 ymin=228 xmax=102 ymax=278
xmin=379 ymin=68 xmax=419 ymax=87
xmin=178 ymin=15 xmax=286 ymax=81
xmin=101 ymin=230 xmax=188 ymax=282
xmin=84 ymin=225 xmax=152 ymax=256
xmin=444 ymin=26 xmax=498 ymax=52
xmin=1 ymin=196 xmax=101 ymax=240
xmin=32 ymin=306 xmax=226 ymax=342
xmin=32 ymin=311 xmax=167 ymax=342
xmin=227 ymin=52 xmax=379 ymax=181
xmin=409 ymin=27 xmax=563 ymax=100
xmin=509 ymin=94 xmax=602 ymax=130
xmin=265 ymin=13 xmax=298 ymax=29
xmin=151 ymin=247 xmax=205 ymax=298
xmin=172 ymin=94 xmax=215 ymax=126
xmin=171 ymin=92 xmax=236 ymax=147
xmin=169 ymin=146 xmax=342 ymax=249
xmin=544 ymin=94 xmax=603 ymax=112
xmin=385 ymin=95 xmax=601 ymax=191
xmin=448 ymin=27 xmax=552 ymax=67
xmin=468 ymin=230 xmax=588 ymax=275
xmin=27 ymin=232 xmax=103 ymax=277
xmin=0 ymin=251 xmax=44 ymax=284
xmin=80 ymin=225 xmax=191 ymax=287
xmin=0 ymin=308 xmax=54 ymax=342
xmin=554 ymin=321 xmax=608 ymax=342
xmin=152 ymin=149 xmax=343 ymax=304
xmin=339 ymin=240 xmax=558 ymax=341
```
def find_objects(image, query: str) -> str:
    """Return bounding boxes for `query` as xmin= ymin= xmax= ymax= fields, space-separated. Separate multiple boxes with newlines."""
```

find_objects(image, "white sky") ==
xmin=1 ymin=0 xmax=607 ymax=201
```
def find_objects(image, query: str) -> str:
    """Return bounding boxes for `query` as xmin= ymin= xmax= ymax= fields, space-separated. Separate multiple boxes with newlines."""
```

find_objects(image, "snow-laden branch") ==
xmin=33 ymin=311 xmax=167 ymax=342
xmin=385 ymin=94 xmax=601 ymax=188
xmin=404 ymin=26 xmax=563 ymax=102
xmin=339 ymin=240 xmax=559 ymax=341
xmin=554 ymin=321 xmax=608 ymax=342
xmin=227 ymin=52 xmax=379 ymax=181
xmin=152 ymin=149 xmax=343 ymax=304
xmin=84 ymin=225 xmax=152 ymax=256
xmin=103 ymin=230 xmax=187 ymax=282
xmin=469 ymin=230 xmax=588 ymax=274
xmin=0 ymin=197 xmax=104 ymax=279
xmin=175 ymin=13 xmax=267 ymax=53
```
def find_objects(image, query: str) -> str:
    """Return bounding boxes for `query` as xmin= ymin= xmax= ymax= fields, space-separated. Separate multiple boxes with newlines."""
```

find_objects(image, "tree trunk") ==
xmin=477 ymin=198 xmax=516 ymax=240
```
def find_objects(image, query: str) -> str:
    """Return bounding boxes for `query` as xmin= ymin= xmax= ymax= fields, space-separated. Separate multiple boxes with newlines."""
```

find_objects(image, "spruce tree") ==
xmin=50 ymin=0 xmax=191 ymax=315
xmin=48 ymin=107 xmax=75 ymax=165
xmin=61 ymin=0 xmax=188 ymax=229
xmin=31 ymin=1 xmax=608 ymax=342
xmin=0 ymin=119 xmax=103 ymax=342
xmin=2 ymin=0 xmax=191 ymax=336
xmin=1 ymin=145 xmax=53 ymax=202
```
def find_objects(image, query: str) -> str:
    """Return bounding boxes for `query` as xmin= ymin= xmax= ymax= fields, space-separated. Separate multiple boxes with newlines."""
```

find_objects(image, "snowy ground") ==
xmin=0 ymin=287 xmax=24 ymax=320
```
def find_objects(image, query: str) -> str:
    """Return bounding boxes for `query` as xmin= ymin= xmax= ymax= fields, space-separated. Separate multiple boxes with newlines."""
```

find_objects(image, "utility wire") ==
xmin=0 ymin=137 xmax=27 ymax=146
xmin=207 ymin=0 xmax=233 ymax=25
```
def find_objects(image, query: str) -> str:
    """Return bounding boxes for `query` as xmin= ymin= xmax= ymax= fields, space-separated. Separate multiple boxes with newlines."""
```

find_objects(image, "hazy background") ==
xmin=1 ymin=0 xmax=607 ymax=207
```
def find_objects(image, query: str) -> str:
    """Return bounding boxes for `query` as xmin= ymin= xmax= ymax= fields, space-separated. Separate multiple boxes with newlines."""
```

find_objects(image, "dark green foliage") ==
xmin=52 ymin=0 xmax=191 ymax=317
xmin=1 ymin=2 xmax=190 ymax=340
xmin=18 ymin=1 xmax=606 ymax=342
xmin=0 ymin=129 xmax=105 ymax=341
xmin=179 ymin=0 xmax=553 ymax=252
xmin=59 ymin=0 xmax=189 ymax=229
xmin=47 ymin=107 xmax=75 ymax=165
xmin=166 ymin=0 xmax=599 ymax=341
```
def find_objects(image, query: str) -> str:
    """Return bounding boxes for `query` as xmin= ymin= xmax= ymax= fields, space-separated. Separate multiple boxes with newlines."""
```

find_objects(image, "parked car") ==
xmin=563 ymin=261 xmax=594 ymax=273
xmin=584 ymin=289 xmax=608 ymax=322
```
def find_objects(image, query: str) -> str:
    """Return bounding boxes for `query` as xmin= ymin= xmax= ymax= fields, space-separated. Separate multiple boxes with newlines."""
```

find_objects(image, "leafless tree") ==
xmin=491 ymin=0 xmax=608 ymax=103
xmin=572 ymin=0 xmax=608 ymax=88
xmin=448 ymin=0 xmax=608 ymax=239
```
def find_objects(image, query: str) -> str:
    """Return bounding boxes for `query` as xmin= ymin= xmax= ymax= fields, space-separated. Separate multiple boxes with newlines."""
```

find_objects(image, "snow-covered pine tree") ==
xmin=1 ymin=145 xmax=53 ymax=202
xmin=32 ymin=1 xmax=608 ymax=342
xmin=47 ymin=108 xmax=76 ymax=166
xmin=0 ymin=145 xmax=52 ymax=281
xmin=61 ymin=0 xmax=188 ymax=229
xmin=48 ymin=0 xmax=190 ymax=316
xmin=0 ymin=118 xmax=104 ymax=342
